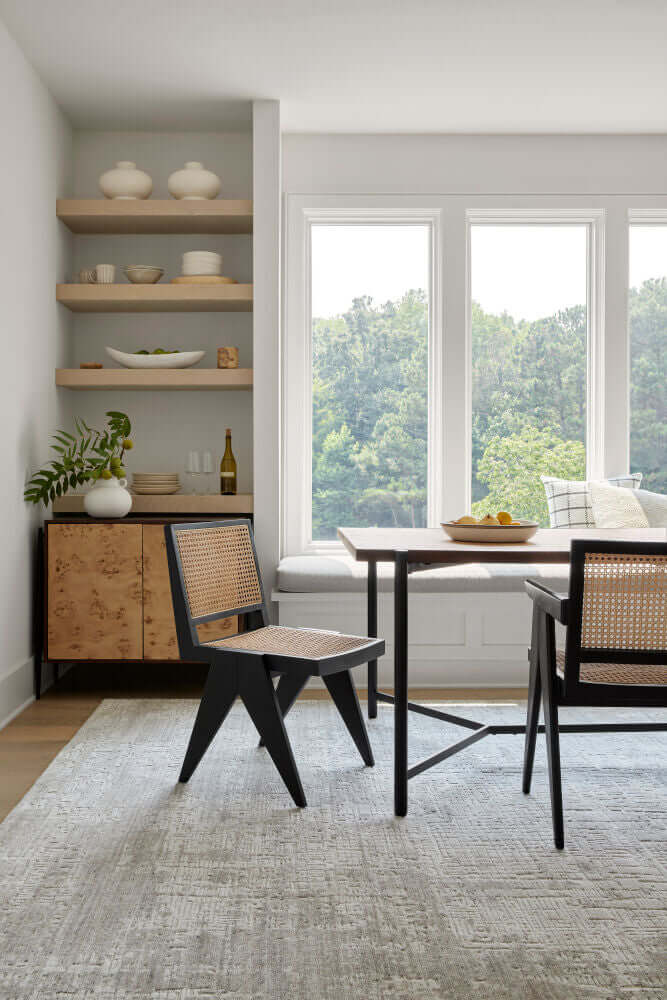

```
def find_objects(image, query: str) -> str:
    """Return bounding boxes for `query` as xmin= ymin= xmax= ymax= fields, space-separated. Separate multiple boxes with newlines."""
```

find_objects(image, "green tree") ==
xmin=629 ymin=277 xmax=666 ymax=492
xmin=310 ymin=278 xmax=664 ymax=539
xmin=472 ymin=426 xmax=586 ymax=525
xmin=311 ymin=291 xmax=428 ymax=539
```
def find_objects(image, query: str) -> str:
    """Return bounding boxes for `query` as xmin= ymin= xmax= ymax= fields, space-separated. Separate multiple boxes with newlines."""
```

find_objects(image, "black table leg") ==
xmin=394 ymin=550 xmax=409 ymax=817
xmin=367 ymin=559 xmax=378 ymax=719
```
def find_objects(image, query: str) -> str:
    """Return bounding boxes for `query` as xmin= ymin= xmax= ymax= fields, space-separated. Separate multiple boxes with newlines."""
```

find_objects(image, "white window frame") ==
xmin=466 ymin=209 xmax=606 ymax=490
xmin=284 ymin=194 xmax=667 ymax=557
xmin=283 ymin=197 xmax=443 ymax=555
xmin=626 ymin=209 xmax=667 ymax=475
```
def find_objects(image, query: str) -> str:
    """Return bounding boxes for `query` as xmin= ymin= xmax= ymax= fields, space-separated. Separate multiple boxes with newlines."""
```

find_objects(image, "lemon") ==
xmin=480 ymin=514 xmax=500 ymax=525
xmin=496 ymin=511 xmax=513 ymax=525
xmin=456 ymin=516 xmax=478 ymax=525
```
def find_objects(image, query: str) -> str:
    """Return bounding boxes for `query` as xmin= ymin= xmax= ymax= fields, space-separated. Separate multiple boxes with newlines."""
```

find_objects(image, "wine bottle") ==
xmin=220 ymin=428 xmax=237 ymax=495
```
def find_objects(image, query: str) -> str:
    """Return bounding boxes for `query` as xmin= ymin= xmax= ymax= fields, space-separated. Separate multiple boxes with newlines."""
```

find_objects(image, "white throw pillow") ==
xmin=541 ymin=474 xmax=643 ymax=528
xmin=635 ymin=488 xmax=667 ymax=528
xmin=589 ymin=481 xmax=650 ymax=528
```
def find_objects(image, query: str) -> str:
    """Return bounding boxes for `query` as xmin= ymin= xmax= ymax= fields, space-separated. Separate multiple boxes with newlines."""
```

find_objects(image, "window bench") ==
xmin=274 ymin=555 xmax=569 ymax=688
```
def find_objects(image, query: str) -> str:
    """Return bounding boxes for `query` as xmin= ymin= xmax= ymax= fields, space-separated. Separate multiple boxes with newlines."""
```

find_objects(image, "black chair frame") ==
xmin=523 ymin=539 xmax=667 ymax=849
xmin=164 ymin=519 xmax=384 ymax=807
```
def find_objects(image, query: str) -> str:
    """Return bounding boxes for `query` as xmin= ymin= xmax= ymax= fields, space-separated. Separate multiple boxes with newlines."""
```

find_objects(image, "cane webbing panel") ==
xmin=207 ymin=625 xmax=372 ymax=659
xmin=175 ymin=524 xmax=262 ymax=619
xmin=556 ymin=649 xmax=666 ymax=687
xmin=580 ymin=552 xmax=667 ymax=652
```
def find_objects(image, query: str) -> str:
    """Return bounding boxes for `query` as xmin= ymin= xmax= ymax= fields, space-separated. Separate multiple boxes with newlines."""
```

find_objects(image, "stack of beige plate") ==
xmin=132 ymin=473 xmax=181 ymax=495
xmin=170 ymin=250 xmax=237 ymax=285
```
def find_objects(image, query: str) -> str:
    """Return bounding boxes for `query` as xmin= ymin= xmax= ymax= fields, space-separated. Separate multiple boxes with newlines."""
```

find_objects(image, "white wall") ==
xmin=68 ymin=131 xmax=253 ymax=488
xmin=283 ymin=133 xmax=667 ymax=195
xmin=0 ymin=18 xmax=72 ymax=725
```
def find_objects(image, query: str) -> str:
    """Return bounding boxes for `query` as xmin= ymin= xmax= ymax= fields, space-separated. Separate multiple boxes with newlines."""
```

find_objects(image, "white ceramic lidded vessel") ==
xmin=84 ymin=478 xmax=133 ymax=518
xmin=168 ymin=162 xmax=221 ymax=200
xmin=98 ymin=161 xmax=153 ymax=200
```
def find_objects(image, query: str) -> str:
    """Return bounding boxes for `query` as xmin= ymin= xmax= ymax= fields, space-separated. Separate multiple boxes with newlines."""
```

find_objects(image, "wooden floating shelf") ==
xmin=56 ymin=283 xmax=253 ymax=313
xmin=56 ymin=199 xmax=253 ymax=235
xmin=55 ymin=368 xmax=253 ymax=390
xmin=53 ymin=493 xmax=254 ymax=515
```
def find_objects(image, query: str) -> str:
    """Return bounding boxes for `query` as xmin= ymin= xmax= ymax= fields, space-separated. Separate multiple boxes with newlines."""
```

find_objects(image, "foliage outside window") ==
xmin=311 ymin=225 xmax=429 ymax=541
xmin=630 ymin=226 xmax=667 ymax=493
xmin=471 ymin=225 xmax=588 ymax=526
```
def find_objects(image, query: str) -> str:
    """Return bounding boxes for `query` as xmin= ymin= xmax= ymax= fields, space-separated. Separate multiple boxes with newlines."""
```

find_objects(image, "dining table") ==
xmin=337 ymin=526 xmax=666 ymax=816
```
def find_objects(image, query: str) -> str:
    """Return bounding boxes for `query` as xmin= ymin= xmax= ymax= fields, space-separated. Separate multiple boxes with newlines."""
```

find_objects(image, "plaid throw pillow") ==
xmin=541 ymin=474 xmax=643 ymax=528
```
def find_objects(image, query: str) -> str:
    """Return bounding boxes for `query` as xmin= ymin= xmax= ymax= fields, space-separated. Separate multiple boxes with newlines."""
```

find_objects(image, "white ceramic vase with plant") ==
xmin=84 ymin=476 xmax=133 ymax=518
xmin=24 ymin=411 xmax=135 ymax=518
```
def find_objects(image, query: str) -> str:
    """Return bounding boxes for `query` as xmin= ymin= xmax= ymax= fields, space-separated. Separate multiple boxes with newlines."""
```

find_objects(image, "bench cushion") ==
xmin=277 ymin=555 xmax=570 ymax=595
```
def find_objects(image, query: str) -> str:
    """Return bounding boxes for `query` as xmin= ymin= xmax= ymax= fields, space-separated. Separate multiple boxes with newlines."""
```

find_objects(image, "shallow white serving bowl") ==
xmin=105 ymin=347 xmax=205 ymax=369
xmin=441 ymin=520 xmax=539 ymax=543
xmin=124 ymin=265 xmax=164 ymax=284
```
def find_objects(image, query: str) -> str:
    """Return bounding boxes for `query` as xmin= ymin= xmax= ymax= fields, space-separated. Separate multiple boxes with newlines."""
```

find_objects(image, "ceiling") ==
xmin=1 ymin=0 xmax=666 ymax=133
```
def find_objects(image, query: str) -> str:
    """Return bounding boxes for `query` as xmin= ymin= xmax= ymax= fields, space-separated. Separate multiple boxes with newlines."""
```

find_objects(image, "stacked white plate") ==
xmin=182 ymin=251 xmax=221 ymax=276
xmin=132 ymin=473 xmax=181 ymax=495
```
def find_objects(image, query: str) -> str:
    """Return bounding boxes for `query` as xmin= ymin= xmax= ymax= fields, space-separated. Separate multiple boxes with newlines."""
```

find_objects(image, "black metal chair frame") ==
xmin=164 ymin=519 xmax=385 ymax=807
xmin=522 ymin=539 xmax=667 ymax=848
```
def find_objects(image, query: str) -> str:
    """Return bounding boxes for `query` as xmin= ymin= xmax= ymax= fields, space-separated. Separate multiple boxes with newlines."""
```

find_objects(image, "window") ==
xmin=309 ymin=223 xmax=431 ymax=541
xmin=629 ymin=225 xmax=667 ymax=493
xmin=470 ymin=224 xmax=589 ymax=526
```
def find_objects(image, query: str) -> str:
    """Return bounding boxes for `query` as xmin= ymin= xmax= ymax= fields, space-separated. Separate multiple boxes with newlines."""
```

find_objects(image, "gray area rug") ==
xmin=1 ymin=698 xmax=665 ymax=1000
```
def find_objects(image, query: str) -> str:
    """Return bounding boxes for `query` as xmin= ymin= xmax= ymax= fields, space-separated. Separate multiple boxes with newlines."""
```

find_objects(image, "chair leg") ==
xmin=240 ymin=661 xmax=307 ymax=808
xmin=258 ymin=671 xmax=309 ymax=747
xmin=323 ymin=669 xmax=374 ymax=767
xmin=539 ymin=613 xmax=564 ymax=849
xmin=522 ymin=607 xmax=542 ymax=794
xmin=179 ymin=663 xmax=239 ymax=783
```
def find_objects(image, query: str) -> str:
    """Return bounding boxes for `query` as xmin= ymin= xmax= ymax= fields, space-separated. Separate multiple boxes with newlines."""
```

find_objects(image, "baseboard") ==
xmin=0 ymin=658 xmax=35 ymax=731
xmin=0 ymin=656 xmax=62 ymax=731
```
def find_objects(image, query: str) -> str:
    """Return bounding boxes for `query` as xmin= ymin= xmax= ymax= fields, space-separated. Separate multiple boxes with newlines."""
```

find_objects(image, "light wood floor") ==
xmin=0 ymin=662 xmax=526 ymax=822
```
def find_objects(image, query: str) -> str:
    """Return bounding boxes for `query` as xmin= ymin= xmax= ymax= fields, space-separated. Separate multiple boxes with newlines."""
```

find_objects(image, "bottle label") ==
xmin=221 ymin=472 xmax=235 ymax=478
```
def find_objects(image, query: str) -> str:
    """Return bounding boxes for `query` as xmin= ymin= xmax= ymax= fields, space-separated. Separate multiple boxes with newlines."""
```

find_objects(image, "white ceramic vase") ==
xmin=83 ymin=478 xmax=133 ymax=518
xmin=98 ymin=161 xmax=153 ymax=200
xmin=168 ymin=161 xmax=221 ymax=200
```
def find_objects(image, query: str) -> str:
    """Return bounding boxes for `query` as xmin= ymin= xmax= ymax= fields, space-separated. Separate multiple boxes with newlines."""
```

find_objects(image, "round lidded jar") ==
xmin=98 ymin=161 xmax=152 ymax=200
xmin=168 ymin=162 xmax=221 ymax=200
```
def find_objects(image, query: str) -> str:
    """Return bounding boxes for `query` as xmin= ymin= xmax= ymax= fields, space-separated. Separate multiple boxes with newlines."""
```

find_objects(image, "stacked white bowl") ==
xmin=182 ymin=251 xmax=222 ymax=276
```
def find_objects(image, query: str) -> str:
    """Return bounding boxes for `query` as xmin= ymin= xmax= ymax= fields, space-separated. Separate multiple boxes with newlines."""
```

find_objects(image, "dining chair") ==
xmin=164 ymin=519 xmax=384 ymax=807
xmin=523 ymin=539 xmax=666 ymax=848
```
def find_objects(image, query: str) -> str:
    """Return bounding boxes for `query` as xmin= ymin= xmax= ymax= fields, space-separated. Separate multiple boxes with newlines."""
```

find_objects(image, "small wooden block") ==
xmin=80 ymin=362 xmax=103 ymax=369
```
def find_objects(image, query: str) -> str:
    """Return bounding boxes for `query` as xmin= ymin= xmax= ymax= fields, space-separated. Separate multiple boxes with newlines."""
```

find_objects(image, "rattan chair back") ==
xmin=173 ymin=521 xmax=264 ymax=620
xmin=164 ymin=520 xmax=267 ymax=659
xmin=564 ymin=539 xmax=667 ymax=695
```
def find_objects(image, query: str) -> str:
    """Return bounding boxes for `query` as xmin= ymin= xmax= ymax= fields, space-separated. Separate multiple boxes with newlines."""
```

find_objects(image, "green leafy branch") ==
xmin=24 ymin=411 xmax=134 ymax=508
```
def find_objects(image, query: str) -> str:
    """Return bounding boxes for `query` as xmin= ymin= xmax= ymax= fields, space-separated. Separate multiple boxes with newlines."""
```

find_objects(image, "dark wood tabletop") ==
xmin=338 ymin=526 xmax=666 ymax=564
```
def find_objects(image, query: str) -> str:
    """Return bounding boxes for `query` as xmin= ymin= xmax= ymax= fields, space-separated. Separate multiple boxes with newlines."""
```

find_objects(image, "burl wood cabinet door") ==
xmin=142 ymin=526 xmax=238 ymax=660
xmin=47 ymin=523 xmax=143 ymax=660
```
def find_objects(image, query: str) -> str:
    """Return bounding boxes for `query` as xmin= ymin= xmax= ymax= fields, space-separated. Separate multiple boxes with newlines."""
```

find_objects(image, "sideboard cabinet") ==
xmin=38 ymin=519 xmax=239 ymax=695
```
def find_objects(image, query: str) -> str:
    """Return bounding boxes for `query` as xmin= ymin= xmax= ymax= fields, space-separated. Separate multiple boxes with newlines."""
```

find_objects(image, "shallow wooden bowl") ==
xmin=441 ymin=520 xmax=539 ymax=543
